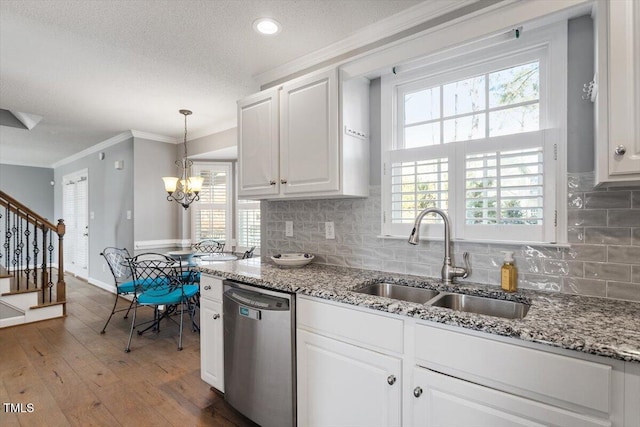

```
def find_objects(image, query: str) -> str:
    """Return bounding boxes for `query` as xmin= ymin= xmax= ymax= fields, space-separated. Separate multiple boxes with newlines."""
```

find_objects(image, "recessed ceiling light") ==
xmin=253 ymin=18 xmax=281 ymax=35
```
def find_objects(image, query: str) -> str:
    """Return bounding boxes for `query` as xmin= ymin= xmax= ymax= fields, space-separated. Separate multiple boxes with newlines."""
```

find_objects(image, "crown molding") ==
xmin=130 ymin=130 xmax=177 ymax=144
xmin=0 ymin=160 xmax=53 ymax=168
xmin=254 ymin=0 xmax=473 ymax=86
xmin=51 ymin=131 xmax=134 ymax=168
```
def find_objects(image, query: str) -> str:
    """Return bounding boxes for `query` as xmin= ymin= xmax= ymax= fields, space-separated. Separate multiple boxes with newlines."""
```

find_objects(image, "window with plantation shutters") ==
xmin=237 ymin=199 xmax=260 ymax=252
xmin=192 ymin=163 xmax=232 ymax=243
xmin=382 ymin=23 xmax=566 ymax=244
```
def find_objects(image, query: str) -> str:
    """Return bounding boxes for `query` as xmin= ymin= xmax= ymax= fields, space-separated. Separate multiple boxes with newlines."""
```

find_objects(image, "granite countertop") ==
xmin=199 ymin=258 xmax=640 ymax=363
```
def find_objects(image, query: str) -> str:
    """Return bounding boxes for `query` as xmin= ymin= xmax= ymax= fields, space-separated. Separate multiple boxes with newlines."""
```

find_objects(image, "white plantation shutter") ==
xmin=237 ymin=199 xmax=260 ymax=251
xmin=192 ymin=163 xmax=231 ymax=243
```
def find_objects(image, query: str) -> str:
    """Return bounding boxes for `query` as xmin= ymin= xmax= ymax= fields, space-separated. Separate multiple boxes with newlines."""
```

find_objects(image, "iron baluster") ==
xmin=48 ymin=229 xmax=54 ymax=303
xmin=24 ymin=214 xmax=31 ymax=290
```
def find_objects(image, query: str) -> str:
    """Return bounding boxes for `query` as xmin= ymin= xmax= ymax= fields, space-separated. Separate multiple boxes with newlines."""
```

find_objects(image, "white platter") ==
xmin=271 ymin=253 xmax=314 ymax=267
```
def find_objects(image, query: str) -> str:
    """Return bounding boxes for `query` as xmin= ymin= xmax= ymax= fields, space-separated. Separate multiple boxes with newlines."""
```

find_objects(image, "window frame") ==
xmin=381 ymin=21 xmax=567 ymax=244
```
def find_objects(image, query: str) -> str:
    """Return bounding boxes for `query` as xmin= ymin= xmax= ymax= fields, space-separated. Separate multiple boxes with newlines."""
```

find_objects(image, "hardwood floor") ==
xmin=0 ymin=274 xmax=258 ymax=427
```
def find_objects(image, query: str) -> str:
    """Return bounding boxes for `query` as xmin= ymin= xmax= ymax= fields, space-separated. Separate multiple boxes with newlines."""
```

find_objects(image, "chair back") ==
xmin=127 ymin=253 xmax=181 ymax=294
xmin=193 ymin=239 xmax=225 ymax=253
xmin=241 ymin=246 xmax=256 ymax=259
xmin=101 ymin=247 xmax=133 ymax=285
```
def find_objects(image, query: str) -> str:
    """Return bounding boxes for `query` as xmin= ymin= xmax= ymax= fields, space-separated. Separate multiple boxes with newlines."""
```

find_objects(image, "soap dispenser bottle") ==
xmin=501 ymin=251 xmax=517 ymax=292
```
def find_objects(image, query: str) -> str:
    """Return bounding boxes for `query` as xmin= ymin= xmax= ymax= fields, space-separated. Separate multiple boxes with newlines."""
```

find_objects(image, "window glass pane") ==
xmin=489 ymin=104 xmax=539 ymax=137
xmin=443 ymin=114 xmax=486 ymax=143
xmin=404 ymin=87 xmax=440 ymax=125
xmin=443 ymin=75 xmax=485 ymax=117
xmin=404 ymin=123 xmax=440 ymax=148
xmin=489 ymin=62 xmax=539 ymax=108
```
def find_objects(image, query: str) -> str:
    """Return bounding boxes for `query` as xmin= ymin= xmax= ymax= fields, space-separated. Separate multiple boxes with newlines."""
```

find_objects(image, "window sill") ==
xmin=376 ymin=235 xmax=571 ymax=248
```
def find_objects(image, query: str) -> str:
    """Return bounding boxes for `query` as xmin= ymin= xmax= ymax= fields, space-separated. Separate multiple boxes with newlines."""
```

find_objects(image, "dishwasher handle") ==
xmin=223 ymin=287 xmax=290 ymax=311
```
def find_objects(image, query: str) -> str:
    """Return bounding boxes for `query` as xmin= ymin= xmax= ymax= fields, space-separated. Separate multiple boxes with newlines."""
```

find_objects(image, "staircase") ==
xmin=0 ymin=191 xmax=66 ymax=327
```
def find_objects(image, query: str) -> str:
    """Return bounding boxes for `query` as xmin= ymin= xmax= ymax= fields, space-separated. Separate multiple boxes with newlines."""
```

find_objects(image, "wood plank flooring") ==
xmin=0 ymin=274 xmax=258 ymax=427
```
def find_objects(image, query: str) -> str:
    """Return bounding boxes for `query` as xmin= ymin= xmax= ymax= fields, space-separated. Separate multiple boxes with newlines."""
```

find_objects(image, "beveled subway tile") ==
xmin=567 ymin=172 xmax=596 ymax=192
xmin=567 ymin=227 xmax=584 ymax=243
xmin=564 ymin=245 xmax=607 ymax=262
xmin=633 ymin=228 xmax=640 ymax=246
xmin=567 ymin=192 xmax=583 ymax=209
xmin=608 ymin=209 xmax=640 ymax=227
xmin=584 ymin=191 xmax=631 ymax=209
xmin=568 ymin=209 xmax=607 ymax=227
xmin=518 ymin=274 xmax=561 ymax=292
xmin=607 ymin=281 xmax=640 ymax=302
xmin=584 ymin=227 xmax=632 ymax=245
xmin=561 ymin=278 xmax=606 ymax=297
xmin=542 ymin=259 xmax=570 ymax=276
xmin=584 ymin=262 xmax=631 ymax=282
xmin=632 ymin=266 xmax=640 ymax=284
xmin=633 ymin=191 xmax=640 ymax=208
xmin=405 ymin=262 xmax=433 ymax=278
xmin=607 ymin=245 xmax=640 ymax=265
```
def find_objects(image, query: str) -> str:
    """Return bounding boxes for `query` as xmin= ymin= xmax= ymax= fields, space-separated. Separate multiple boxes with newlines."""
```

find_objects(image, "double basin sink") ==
xmin=354 ymin=282 xmax=530 ymax=319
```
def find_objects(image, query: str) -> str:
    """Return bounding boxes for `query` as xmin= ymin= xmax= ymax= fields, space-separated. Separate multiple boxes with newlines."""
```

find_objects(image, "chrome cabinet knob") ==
xmin=413 ymin=386 xmax=423 ymax=398
xmin=203 ymin=285 xmax=211 ymax=290
xmin=615 ymin=145 xmax=627 ymax=156
xmin=280 ymin=178 xmax=288 ymax=184
xmin=212 ymin=313 xmax=220 ymax=320
xmin=387 ymin=375 xmax=396 ymax=385
xmin=269 ymin=180 xmax=276 ymax=186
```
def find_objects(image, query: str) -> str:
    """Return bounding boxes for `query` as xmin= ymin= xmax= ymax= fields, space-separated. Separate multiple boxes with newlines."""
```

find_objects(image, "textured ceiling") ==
xmin=0 ymin=0 xmax=422 ymax=167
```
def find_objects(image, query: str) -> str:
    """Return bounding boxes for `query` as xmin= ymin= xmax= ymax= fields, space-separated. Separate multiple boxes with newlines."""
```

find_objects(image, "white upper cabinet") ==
xmin=237 ymin=89 xmax=280 ymax=197
xmin=595 ymin=0 xmax=640 ymax=184
xmin=238 ymin=68 xmax=370 ymax=200
xmin=280 ymin=69 xmax=340 ymax=195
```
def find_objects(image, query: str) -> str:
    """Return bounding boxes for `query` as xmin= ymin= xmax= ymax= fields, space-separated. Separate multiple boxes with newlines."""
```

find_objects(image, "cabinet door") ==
xmin=238 ymin=88 xmax=280 ymax=197
xmin=200 ymin=299 xmax=224 ymax=392
xmin=280 ymin=69 xmax=340 ymax=195
xmin=607 ymin=0 xmax=640 ymax=176
xmin=411 ymin=367 xmax=610 ymax=427
xmin=596 ymin=0 xmax=640 ymax=182
xmin=297 ymin=329 xmax=401 ymax=427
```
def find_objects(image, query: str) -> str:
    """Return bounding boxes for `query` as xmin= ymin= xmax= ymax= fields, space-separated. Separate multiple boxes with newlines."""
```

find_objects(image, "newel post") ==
xmin=56 ymin=219 xmax=66 ymax=309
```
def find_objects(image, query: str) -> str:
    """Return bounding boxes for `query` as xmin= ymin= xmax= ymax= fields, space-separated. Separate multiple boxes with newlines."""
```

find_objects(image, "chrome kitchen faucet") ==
xmin=408 ymin=208 xmax=470 ymax=284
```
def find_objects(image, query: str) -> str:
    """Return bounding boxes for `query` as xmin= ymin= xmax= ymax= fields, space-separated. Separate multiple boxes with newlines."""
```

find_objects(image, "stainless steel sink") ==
xmin=429 ymin=293 xmax=530 ymax=319
xmin=354 ymin=282 xmax=439 ymax=304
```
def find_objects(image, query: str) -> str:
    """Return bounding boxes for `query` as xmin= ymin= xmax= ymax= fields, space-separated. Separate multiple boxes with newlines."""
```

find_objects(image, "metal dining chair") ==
xmin=125 ymin=253 xmax=199 ymax=352
xmin=192 ymin=239 xmax=225 ymax=254
xmin=100 ymin=247 xmax=135 ymax=334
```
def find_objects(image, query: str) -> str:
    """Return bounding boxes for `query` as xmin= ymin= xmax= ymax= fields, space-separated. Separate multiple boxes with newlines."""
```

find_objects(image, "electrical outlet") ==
xmin=126 ymin=210 xmax=132 ymax=220
xmin=285 ymin=221 xmax=293 ymax=237
xmin=325 ymin=221 xmax=335 ymax=239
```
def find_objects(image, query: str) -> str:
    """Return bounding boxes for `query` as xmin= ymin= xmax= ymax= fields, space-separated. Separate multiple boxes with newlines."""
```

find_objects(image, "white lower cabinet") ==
xmin=297 ymin=329 xmax=402 ymax=427
xmin=296 ymin=296 xmax=635 ymax=427
xmin=411 ymin=367 xmax=610 ymax=427
xmin=200 ymin=275 xmax=224 ymax=392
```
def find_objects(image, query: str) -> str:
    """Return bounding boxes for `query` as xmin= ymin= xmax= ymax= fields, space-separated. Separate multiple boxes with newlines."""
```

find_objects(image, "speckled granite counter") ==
xmin=199 ymin=258 xmax=640 ymax=363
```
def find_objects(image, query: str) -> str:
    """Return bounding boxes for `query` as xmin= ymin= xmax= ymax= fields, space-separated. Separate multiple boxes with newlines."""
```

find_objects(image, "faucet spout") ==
xmin=408 ymin=208 xmax=469 ymax=284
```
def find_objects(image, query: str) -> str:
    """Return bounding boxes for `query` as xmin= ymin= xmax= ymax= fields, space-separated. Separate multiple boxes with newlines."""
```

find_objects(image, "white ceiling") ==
xmin=0 ymin=0 xmax=422 ymax=168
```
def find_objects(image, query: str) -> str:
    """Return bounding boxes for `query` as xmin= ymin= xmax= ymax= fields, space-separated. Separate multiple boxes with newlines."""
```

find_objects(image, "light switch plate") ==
xmin=325 ymin=221 xmax=335 ymax=239
xmin=126 ymin=210 xmax=132 ymax=220
xmin=285 ymin=221 xmax=293 ymax=237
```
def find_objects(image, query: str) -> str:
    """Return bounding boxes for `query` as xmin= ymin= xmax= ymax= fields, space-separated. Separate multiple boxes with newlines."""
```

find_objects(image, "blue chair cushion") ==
xmin=117 ymin=280 xmax=135 ymax=294
xmin=138 ymin=284 xmax=199 ymax=305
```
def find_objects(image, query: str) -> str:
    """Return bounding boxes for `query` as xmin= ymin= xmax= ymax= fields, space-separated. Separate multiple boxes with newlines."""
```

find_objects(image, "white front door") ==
xmin=62 ymin=170 xmax=89 ymax=279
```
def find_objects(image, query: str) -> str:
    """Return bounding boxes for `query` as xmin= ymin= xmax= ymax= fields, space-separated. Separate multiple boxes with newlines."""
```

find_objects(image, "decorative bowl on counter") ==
xmin=271 ymin=253 xmax=314 ymax=267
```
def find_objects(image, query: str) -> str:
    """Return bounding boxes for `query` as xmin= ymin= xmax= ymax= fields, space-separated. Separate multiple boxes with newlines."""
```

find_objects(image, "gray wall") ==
xmin=0 ymin=163 xmax=54 ymax=220
xmin=133 ymin=137 xmax=180 ymax=243
xmin=54 ymin=138 xmax=134 ymax=285
xmin=264 ymin=17 xmax=640 ymax=302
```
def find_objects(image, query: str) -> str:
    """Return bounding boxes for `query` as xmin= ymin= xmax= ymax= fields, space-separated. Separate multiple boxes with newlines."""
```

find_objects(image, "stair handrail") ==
xmin=0 ymin=190 xmax=66 ymax=308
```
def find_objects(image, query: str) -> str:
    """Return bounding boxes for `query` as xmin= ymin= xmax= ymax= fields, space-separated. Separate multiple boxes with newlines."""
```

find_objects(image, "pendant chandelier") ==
xmin=162 ymin=109 xmax=204 ymax=209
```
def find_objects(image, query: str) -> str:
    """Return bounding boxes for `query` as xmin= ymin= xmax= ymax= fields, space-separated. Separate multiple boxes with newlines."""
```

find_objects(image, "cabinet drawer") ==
xmin=200 ymin=275 xmax=223 ymax=302
xmin=415 ymin=324 xmax=611 ymax=414
xmin=298 ymin=297 xmax=403 ymax=354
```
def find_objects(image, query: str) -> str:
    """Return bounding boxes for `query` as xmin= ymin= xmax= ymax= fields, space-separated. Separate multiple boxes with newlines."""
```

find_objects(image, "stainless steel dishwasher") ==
xmin=223 ymin=280 xmax=296 ymax=427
